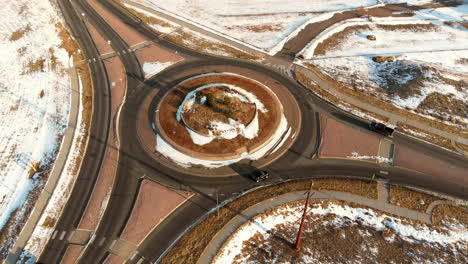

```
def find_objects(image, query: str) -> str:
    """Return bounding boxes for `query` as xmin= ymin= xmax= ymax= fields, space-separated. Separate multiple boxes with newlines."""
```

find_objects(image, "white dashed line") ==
xmin=59 ymin=231 xmax=66 ymax=240
xmin=98 ymin=237 xmax=106 ymax=246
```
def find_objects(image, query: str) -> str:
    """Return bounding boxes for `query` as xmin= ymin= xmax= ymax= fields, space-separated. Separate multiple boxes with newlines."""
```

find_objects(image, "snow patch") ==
xmin=142 ymin=61 xmax=176 ymax=78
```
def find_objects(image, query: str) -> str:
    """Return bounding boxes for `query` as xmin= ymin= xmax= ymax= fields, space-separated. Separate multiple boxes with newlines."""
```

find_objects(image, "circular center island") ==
xmin=154 ymin=72 xmax=291 ymax=168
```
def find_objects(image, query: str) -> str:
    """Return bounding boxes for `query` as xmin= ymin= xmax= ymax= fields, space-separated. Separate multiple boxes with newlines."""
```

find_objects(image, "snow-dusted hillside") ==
xmin=130 ymin=0 xmax=381 ymax=54
xmin=0 ymin=0 xmax=71 ymax=258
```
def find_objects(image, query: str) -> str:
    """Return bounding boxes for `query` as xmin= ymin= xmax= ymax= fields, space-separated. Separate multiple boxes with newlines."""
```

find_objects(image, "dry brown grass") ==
xmin=376 ymin=23 xmax=438 ymax=32
xmin=76 ymin=64 xmax=93 ymax=132
xmin=397 ymin=123 xmax=457 ymax=152
xmin=40 ymin=216 xmax=57 ymax=228
xmin=225 ymin=24 xmax=283 ymax=32
xmin=389 ymin=185 xmax=441 ymax=213
xmin=166 ymin=29 xmax=258 ymax=60
xmin=161 ymin=179 xmax=376 ymax=264
xmin=227 ymin=200 xmax=466 ymax=264
xmin=302 ymin=63 xmax=467 ymax=139
xmin=455 ymin=142 xmax=468 ymax=152
xmin=431 ymin=204 xmax=468 ymax=225
xmin=9 ymin=25 xmax=31 ymax=41
xmin=25 ymin=59 xmax=46 ymax=73
xmin=56 ymin=23 xmax=80 ymax=57
xmin=295 ymin=69 xmax=389 ymax=122
xmin=456 ymin=58 xmax=468 ymax=65
xmin=315 ymin=23 xmax=439 ymax=57
xmin=314 ymin=25 xmax=371 ymax=56
xmin=416 ymin=93 xmax=467 ymax=124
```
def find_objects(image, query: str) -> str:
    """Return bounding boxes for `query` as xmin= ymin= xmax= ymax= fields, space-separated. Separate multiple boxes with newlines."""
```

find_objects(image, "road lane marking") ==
xmin=51 ymin=230 xmax=58 ymax=239
xmin=129 ymin=251 xmax=138 ymax=260
xmin=67 ymin=231 xmax=75 ymax=241
xmin=98 ymin=237 xmax=106 ymax=246
xmin=59 ymin=231 xmax=66 ymax=240
xmin=109 ymin=239 xmax=117 ymax=250
xmin=136 ymin=258 xmax=145 ymax=264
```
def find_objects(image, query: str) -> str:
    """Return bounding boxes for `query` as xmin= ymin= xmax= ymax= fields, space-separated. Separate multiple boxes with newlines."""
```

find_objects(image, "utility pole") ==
xmin=294 ymin=182 xmax=314 ymax=251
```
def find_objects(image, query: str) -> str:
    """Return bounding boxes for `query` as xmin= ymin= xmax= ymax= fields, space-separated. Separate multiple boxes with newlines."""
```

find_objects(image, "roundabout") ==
xmin=155 ymin=72 xmax=288 ymax=164
xmin=132 ymin=61 xmax=308 ymax=175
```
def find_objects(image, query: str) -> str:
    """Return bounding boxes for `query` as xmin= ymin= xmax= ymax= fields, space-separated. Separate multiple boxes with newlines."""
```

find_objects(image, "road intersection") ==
xmin=10 ymin=1 xmax=465 ymax=263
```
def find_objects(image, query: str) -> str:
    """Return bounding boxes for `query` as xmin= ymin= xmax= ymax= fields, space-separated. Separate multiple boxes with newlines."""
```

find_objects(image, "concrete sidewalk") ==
xmin=198 ymin=188 xmax=431 ymax=264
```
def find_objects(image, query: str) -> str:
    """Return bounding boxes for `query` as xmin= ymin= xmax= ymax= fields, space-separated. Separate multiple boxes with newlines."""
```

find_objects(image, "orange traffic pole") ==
xmin=294 ymin=182 xmax=313 ymax=251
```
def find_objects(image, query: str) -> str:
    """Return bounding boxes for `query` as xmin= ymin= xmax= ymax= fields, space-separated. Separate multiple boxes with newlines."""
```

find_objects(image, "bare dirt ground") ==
xmin=157 ymin=74 xmax=281 ymax=155
xmin=319 ymin=114 xmax=380 ymax=158
xmin=120 ymin=180 xmax=192 ymax=245
xmin=161 ymin=178 xmax=376 ymax=264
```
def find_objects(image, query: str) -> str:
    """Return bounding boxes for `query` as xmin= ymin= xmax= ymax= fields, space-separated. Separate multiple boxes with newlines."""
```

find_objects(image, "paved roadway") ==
xmin=35 ymin=0 xmax=111 ymax=263
xmin=37 ymin=1 xmax=468 ymax=263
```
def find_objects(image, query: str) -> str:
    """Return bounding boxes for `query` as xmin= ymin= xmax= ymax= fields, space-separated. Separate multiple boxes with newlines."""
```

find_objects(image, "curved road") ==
xmin=37 ymin=1 xmax=468 ymax=263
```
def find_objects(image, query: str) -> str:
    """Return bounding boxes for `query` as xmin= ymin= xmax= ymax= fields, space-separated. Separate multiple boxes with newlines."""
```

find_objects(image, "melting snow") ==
xmin=214 ymin=201 xmax=468 ymax=264
xmin=142 ymin=61 xmax=176 ymax=78
xmin=155 ymin=114 xmax=288 ymax=168
xmin=132 ymin=0 xmax=381 ymax=54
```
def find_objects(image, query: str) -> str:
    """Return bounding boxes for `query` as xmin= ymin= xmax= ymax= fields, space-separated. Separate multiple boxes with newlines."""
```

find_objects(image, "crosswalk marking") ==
xmin=98 ymin=237 xmax=106 ymax=246
xmin=59 ymin=231 xmax=66 ymax=240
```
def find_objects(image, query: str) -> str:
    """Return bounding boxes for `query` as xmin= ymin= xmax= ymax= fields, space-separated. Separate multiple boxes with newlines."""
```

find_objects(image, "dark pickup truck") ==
xmin=251 ymin=170 xmax=269 ymax=182
xmin=369 ymin=122 xmax=394 ymax=136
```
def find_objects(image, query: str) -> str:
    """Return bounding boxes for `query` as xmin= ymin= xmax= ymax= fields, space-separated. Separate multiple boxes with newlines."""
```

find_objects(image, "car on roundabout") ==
xmin=251 ymin=170 xmax=269 ymax=182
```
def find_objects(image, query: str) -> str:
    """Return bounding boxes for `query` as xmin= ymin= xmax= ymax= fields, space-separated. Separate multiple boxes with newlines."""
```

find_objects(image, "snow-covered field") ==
xmin=130 ymin=0 xmax=381 ymax=54
xmin=0 ymin=0 xmax=71 ymax=259
xmin=215 ymin=200 xmax=468 ymax=263
xmin=298 ymin=4 xmax=468 ymax=127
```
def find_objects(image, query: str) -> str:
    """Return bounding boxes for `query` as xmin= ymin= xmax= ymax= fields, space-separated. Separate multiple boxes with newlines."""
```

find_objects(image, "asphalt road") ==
xmin=37 ymin=1 xmax=468 ymax=264
xmin=36 ymin=0 xmax=111 ymax=263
